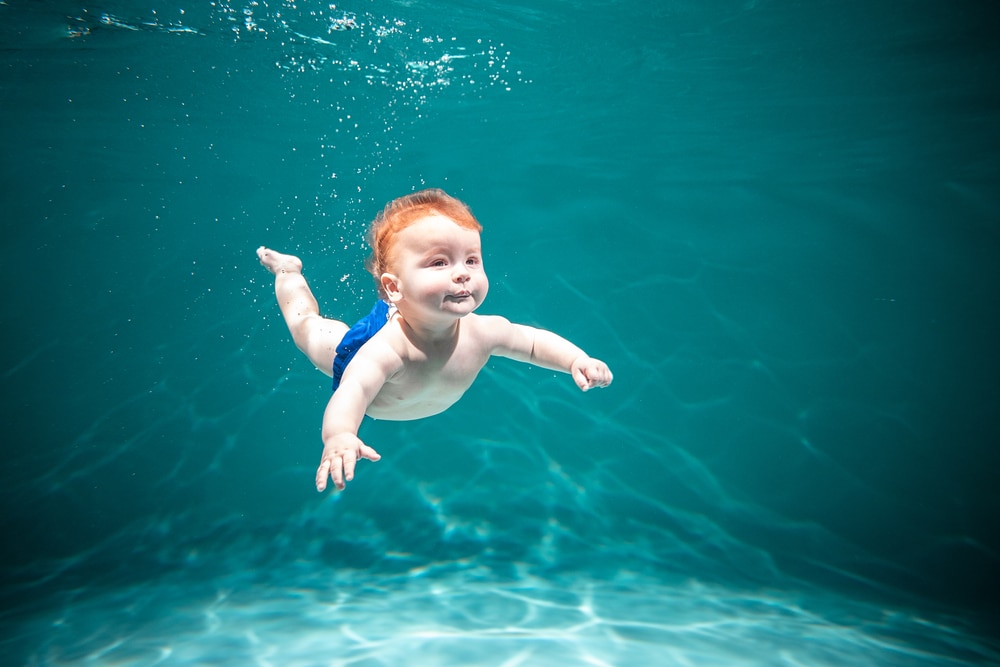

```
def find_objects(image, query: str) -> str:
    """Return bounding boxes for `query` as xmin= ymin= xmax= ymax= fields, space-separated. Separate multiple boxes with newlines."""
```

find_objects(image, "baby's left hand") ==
xmin=571 ymin=357 xmax=613 ymax=391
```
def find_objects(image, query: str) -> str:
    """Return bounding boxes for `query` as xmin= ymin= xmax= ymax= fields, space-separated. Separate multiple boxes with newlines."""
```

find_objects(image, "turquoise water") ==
xmin=2 ymin=0 xmax=999 ymax=664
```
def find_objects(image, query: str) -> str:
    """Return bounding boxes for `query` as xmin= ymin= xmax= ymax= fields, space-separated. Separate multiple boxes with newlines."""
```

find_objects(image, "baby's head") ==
xmin=367 ymin=189 xmax=482 ymax=297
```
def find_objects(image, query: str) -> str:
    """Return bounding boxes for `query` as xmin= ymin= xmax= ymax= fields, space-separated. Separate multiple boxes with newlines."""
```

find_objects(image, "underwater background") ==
xmin=2 ymin=0 xmax=999 ymax=664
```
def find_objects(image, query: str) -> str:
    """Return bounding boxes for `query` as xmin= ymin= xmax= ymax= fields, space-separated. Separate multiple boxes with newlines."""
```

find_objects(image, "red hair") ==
xmin=366 ymin=188 xmax=482 ymax=296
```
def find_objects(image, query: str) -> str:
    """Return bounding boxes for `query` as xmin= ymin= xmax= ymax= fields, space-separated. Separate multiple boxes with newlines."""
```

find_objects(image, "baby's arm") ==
xmin=487 ymin=317 xmax=613 ymax=391
xmin=317 ymin=350 xmax=396 ymax=491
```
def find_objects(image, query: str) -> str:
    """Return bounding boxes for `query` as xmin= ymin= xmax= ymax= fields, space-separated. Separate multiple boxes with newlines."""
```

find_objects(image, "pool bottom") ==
xmin=7 ymin=564 xmax=998 ymax=666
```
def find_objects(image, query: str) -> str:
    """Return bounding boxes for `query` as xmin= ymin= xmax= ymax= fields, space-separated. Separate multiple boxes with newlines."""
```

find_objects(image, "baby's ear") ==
xmin=380 ymin=273 xmax=402 ymax=302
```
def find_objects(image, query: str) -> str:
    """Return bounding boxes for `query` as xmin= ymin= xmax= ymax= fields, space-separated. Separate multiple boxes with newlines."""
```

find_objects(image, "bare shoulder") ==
xmin=463 ymin=313 xmax=514 ymax=342
xmin=463 ymin=313 xmax=534 ymax=358
xmin=465 ymin=312 xmax=514 ymax=330
xmin=350 ymin=324 xmax=407 ymax=379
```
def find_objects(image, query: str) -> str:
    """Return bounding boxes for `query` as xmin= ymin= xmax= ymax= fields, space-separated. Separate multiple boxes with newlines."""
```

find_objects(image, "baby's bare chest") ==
xmin=367 ymin=341 xmax=490 ymax=418
xmin=398 ymin=344 xmax=489 ymax=392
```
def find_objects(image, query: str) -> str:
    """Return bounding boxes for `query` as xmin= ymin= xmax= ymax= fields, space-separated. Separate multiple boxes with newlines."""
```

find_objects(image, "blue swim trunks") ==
xmin=332 ymin=300 xmax=392 ymax=392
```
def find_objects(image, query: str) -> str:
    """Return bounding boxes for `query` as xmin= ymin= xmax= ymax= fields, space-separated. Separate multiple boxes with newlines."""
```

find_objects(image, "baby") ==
xmin=258 ymin=189 xmax=613 ymax=492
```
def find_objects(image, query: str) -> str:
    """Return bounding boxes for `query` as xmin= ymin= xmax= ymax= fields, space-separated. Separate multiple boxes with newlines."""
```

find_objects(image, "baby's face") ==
xmin=383 ymin=214 xmax=489 ymax=320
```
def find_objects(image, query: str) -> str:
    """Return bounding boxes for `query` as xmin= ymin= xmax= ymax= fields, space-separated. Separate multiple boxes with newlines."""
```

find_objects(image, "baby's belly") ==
xmin=365 ymin=383 xmax=469 ymax=421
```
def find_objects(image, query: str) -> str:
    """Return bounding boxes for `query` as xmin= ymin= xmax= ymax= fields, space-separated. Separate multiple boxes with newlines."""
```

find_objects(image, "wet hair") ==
xmin=366 ymin=188 xmax=482 ymax=297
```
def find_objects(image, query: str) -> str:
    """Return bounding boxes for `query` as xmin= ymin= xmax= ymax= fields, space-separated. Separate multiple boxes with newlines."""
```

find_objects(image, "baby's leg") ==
xmin=257 ymin=246 xmax=349 ymax=377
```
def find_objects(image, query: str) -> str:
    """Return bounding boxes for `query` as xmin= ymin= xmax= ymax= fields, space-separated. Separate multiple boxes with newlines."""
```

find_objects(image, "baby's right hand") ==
xmin=316 ymin=433 xmax=381 ymax=492
xmin=570 ymin=356 xmax=614 ymax=391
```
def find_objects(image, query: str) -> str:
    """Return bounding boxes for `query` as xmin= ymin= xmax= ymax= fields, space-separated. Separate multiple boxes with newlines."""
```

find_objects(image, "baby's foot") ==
xmin=257 ymin=246 xmax=303 ymax=275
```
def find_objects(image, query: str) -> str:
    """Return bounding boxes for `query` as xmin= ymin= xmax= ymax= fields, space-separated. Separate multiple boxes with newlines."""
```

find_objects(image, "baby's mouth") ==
xmin=446 ymin=290 xmax=472 ymax=300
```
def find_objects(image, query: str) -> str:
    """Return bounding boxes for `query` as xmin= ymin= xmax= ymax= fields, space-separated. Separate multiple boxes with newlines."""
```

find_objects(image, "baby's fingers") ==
xmin=317 ymin=453 xmax=350 ymax=491
xmin=316 ymin=458 xmax=332 ymax=492
xmin=573 ymin=362 xmax=613 ymax=391
xmin=359 ymin=444 xmax=382 ymax=462
xmin=592 ymin=363 xmax=613 ymax=387
xmin=339 ymin=449 xmax=358 ymax=488
xmin=572 ymin=366 xmax=592 ymax=391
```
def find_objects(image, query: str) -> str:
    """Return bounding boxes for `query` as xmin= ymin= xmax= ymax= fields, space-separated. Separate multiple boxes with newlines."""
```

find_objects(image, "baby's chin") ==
xmin=444 ymin=295 xmax=483 ymax=314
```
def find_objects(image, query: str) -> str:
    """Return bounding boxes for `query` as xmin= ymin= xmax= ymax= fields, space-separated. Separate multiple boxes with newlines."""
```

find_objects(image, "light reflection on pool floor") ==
xmin=8 ymin=565 xmax=998 ymax=666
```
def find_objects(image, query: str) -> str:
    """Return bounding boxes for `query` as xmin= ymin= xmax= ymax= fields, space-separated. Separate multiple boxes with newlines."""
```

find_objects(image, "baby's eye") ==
xmin=466 ymin=256 xmax=480 ymax=266
xmin=431 ymin=259 xmax=447 ymax=267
